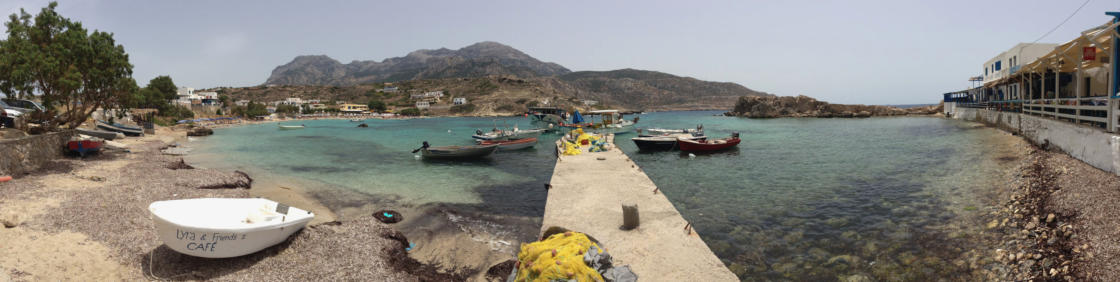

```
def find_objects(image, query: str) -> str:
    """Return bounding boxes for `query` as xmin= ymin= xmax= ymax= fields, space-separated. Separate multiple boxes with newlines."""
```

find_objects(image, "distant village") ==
xmin=173 ymin=83 xmax=601 ymax=119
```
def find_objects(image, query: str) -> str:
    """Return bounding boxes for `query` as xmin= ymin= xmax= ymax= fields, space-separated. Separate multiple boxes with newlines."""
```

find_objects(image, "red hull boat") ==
xmin=67 ymin=139 xmax=103 ymax=156
xmin=677 ymin=134 xmax=740 ymax=152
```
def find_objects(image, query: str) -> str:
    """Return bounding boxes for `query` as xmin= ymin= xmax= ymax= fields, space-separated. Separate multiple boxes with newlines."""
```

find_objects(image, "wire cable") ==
xmin=1032 ymin=0 xmax=1092 ymax=43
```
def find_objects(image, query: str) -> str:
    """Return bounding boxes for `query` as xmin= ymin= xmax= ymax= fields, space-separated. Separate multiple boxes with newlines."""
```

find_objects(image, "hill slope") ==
xmin=261 ymin=42 xmax=771 ymax=111
xmin=265 ymin=41 xmax=569 ymax=86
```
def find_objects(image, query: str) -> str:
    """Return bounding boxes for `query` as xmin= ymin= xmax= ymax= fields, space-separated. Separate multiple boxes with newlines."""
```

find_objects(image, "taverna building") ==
xmin=942 ymin=13 xmax=1120 ymax=176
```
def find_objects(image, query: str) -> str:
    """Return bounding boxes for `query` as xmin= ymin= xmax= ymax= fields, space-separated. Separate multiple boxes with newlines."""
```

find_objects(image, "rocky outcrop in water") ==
xmin=724 ymin=95 xmax=942 ymax=118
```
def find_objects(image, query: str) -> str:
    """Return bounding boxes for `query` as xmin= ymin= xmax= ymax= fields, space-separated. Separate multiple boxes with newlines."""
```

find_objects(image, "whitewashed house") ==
xmin=453 ymin=97 xmax=467 ymax=105
xmin=416 ymin=101 xmax=430 ymax=109
xmin=582 ymin=100 xmax=599 ymax=106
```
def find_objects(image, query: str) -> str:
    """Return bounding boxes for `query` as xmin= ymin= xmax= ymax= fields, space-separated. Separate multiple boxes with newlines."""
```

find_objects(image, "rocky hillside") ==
xmin=262 ymin=42 xmax=772 ymax=111
xmin=265 ymin=42 xmax=570 ymax=86
xmin=551 ymin=69 xmax=770 ymax=110
xmin=726 ymin=95 xmax=942 ymax=118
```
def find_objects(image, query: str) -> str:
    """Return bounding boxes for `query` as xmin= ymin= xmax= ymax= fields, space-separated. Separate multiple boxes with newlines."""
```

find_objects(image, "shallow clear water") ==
xmin=188 ymin=112 xmax=1017 ymax=280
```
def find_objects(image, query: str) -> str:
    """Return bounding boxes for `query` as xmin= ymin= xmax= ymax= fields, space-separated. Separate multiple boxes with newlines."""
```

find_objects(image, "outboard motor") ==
xmin=422 ymin=141 xmax=430 ymax=149
xmin=732 ymin=132 xmax=740 ymax=138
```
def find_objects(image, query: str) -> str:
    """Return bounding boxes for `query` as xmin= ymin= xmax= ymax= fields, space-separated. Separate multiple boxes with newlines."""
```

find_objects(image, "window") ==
xmin=985 ymin=67 xmax=988 ymax=76
xmin=995 ymin=61 xmax=1002 ymax=71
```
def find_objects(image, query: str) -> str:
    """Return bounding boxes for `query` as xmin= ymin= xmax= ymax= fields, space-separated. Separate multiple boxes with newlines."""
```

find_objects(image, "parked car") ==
xmin=2 ymin=99 xmax=45 ymax=113
xmin=0 ymin=108 xmax=16 ymax=128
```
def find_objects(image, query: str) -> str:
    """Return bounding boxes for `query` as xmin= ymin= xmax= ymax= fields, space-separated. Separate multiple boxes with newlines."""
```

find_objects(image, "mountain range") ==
xmin=261 ymin=41 xmax=771 ymax=111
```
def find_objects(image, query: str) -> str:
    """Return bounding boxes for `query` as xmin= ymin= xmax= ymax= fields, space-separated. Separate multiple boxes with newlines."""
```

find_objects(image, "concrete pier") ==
xmin=542 ymin=135 xmax=737 ymax=281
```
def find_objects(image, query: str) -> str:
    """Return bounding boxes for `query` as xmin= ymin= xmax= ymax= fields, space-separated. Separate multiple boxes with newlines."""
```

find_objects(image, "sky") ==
xmin=2 ymin=0 xmax=1118 ymax=104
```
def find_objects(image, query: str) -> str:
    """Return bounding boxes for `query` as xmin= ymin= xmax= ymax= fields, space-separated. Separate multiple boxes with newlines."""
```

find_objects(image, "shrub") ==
xmin=495 ymin=104 xmax=516 ymax=112
xmin=398 ymin=108 xmax=422 ymax=116
xmin=515 ymin=98 xmax=529 ymax=104
xmin=450 ymin=104 xmax=476 ymax=114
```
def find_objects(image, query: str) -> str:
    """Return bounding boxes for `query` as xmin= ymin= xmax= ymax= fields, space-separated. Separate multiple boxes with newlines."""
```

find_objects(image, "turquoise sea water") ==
xmin=189 ymin=112 xmax=1017 ymax=280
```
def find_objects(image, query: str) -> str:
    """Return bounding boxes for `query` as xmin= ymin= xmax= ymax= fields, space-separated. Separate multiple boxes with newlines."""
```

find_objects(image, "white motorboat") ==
xmin=278 ymin=125 xmax=305 ymax=130
xmin=586 ymin=110 xmax=637 ymax=135
xmin=472 ymin=127 xmax=545 ymax=141
xmin=148 ymin=198 xmax=315 ymax=258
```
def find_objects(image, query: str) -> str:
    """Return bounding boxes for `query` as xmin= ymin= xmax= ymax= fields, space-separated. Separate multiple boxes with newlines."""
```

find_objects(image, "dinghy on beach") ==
xmin=148 ymin=198 xmax=315 ymax=258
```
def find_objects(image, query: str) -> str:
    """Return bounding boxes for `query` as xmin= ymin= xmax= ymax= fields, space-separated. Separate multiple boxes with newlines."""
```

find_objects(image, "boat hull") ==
xmin=678 ymin=137 xmax=741 ymax=152
xmin=632 ymin=135 xmax=706 ymax=151
xmin=149 ymin=198 xmax=314 ymax=258
xmin=422 ymin=144 xmax=499 ymax=159
xmin=96 ymin=123 xmax=143 ymax=136
xmin=632 ymin=137 xmax=679 ymax=151
xmin=479 ymin=137 xmax=537 ymax=151
xmin=471 ymin=129 xmax=544 ymax=141
xmin=278 ymin=126 xmax=304 ymax=130
xmin=76 ymin=128 xmax=123 ymax=140
xmin=67 ymin=140 xmax=103 ymax=156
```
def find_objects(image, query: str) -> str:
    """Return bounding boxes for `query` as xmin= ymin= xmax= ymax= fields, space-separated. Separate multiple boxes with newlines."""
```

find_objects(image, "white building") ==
xmin=453 ymin=97 xmax=467 ymax=105
xmin=383 ymin=86 xmax=399 ymax=93
xmin=582 ymin=100 xmax=599 ymax=106
xmin=416 ymin=101 xmax=430 ymax=109
xmin=982 ymin=43 xmax=1058 ymax=85
xmin=410 ymin=91 xmax=444 ymax=101
xmin=175 ymin=87 xmax=198 ymax=105
xmin=235 ymin=100 xmax=250 ymax=106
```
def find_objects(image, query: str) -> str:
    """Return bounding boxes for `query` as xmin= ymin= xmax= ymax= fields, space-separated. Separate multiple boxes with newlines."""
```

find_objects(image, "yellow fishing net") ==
xmin=562 ymin=141 xmax=582 ymax=155
xmin=515 ymin=232 xmax=604 ymax=282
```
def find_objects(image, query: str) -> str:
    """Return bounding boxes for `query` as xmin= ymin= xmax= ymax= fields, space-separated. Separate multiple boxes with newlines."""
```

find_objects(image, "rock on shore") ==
xmin=724 ymin=95 xmax=942 ymax=118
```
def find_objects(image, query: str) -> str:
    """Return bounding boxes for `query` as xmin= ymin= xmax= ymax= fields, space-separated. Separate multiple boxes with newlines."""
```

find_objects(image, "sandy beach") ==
xmin=0 ymin=126 xmax=474 ymax=281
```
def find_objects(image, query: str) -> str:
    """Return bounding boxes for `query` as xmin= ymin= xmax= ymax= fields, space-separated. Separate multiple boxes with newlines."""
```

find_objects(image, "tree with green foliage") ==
xmin=367 ymin=100 xmax=387 ymax=113
xmin=232 ymin=102 xmax=269 ymax=118
xmin=275 ymin=104 xmax=300 ymax=114
xmin=0 ymin=2 xmax=138 ymax=129
xmin=218 ymin=94 xmax=230 ymax=106
xmin=398 ymin=107 xmax=421 ymax=116
xmin=147 ymin=75 xmax=177 ymax=101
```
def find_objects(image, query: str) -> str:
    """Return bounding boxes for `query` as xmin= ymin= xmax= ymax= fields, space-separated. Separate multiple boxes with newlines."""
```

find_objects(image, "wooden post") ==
xmin=1076 ymin=58 xmax=1084 ymax=124
xmin=621 ymin=203 xmax=640 ymax=230
xmin=1054 ymin=60 xmax=1061 ymax=119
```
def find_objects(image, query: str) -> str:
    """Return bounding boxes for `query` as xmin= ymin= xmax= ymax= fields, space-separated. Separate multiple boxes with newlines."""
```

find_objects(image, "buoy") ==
xmin=688 ymin=153 xmax=696 ymax=159
xmin=0 ymin=176 xmax=11 ymax=182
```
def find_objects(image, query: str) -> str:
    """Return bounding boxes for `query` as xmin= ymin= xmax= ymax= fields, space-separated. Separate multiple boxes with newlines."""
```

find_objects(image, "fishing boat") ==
xmin=278 ymin=125 xmax=305 ymax=130
xmin=478 ymin=137 xmax=537 ymax=151
xmin=96 ymin=120 xmax=143 ymax=136
xmin=632 ymin=133 xmax=706 ymax=151
xmin=585 ymin=110 xmax=636 ymax=135
xmin=76 ymin=128 xmax=124 ymax=140
xmin=528 ymin=107 xmax=567 ymax=124
xmin=677 ymin=133 xmax=741 ymax=152
xmin=148 ymin=198 xmax=315 ymax=258
xmin=640 ymin=126 xmax=702 ymax=136
xmin=67 ymin=137 xmax=103 ymax=157
xmin=472 ymin=127 xmax=545 ymax=141
xmin=417 ymin=142 xmax=499 ymax=159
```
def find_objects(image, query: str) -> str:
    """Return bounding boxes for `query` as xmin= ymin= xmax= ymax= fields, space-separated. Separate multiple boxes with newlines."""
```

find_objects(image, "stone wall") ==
xmin=0 ymin=130 xmax=75 ymax=176
xmin=949 ymin=108 xmax=1120 ymax=175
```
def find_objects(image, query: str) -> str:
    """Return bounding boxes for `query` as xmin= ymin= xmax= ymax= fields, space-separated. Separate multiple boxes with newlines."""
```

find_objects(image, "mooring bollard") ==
xmin=621 ymin=203 xmax=639 ymax=230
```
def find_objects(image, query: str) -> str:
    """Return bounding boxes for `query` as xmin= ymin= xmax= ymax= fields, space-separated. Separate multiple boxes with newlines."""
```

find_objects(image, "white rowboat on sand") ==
xmin=149 ymin=198 xmax=315 ymax=258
